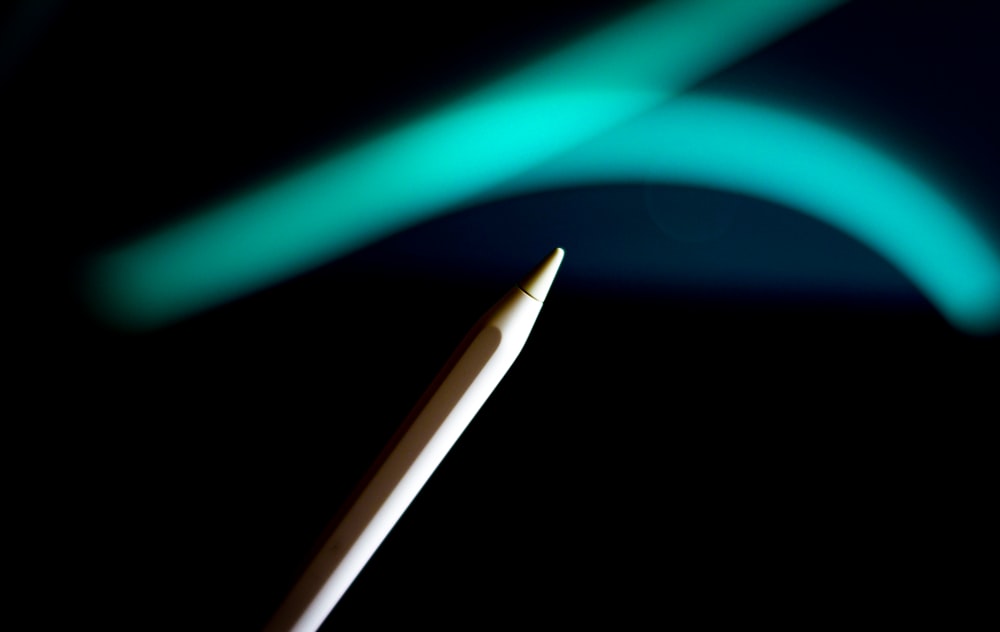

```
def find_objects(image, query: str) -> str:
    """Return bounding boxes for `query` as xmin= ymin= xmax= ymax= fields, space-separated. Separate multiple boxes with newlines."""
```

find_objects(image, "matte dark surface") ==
xmin=8 ymin=1 xmax=996 ymax=628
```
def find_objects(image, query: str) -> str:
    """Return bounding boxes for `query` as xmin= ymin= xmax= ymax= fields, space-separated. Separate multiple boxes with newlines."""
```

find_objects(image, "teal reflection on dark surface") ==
xmin=499 ymin=96 xmax=1000 ymax=334
xmin=83 ymin=0 xmax=844 ymax=330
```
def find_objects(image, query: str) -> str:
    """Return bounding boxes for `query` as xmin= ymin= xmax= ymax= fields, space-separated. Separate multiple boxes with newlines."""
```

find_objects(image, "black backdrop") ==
xmin=7 ymin=1 xmax=997 ymax=628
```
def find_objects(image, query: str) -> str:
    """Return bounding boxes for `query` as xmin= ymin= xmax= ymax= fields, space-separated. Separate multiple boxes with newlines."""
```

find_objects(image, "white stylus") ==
xmin=264 ymin=247 xmax=565 ymax=632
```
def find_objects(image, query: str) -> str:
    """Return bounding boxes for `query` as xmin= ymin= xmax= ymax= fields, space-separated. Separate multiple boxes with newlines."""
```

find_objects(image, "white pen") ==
xmin=264 ymin=247 xmax=565 ymax=632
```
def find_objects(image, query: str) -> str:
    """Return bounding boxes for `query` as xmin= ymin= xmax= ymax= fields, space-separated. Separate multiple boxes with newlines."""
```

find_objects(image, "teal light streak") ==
xmin=499 ymin=96 xmax=1000 ymax=334
xmin=86 ymin=0 xmax=844 ymax=330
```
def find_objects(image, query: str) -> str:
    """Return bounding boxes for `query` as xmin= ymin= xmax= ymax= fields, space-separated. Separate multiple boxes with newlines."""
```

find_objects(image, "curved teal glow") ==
xmin=83 ymin=0 xmax=844 ymax=330
xmin=83 ymin=0 xmax=1000 ymax=334
xmin=499 ymin=96 xmax=1000 ymax=334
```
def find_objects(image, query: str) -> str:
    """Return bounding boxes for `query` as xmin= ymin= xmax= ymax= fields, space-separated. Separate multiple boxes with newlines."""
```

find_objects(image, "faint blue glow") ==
xmin=0 ymin=0 xmax=65 ymax=82
xmin=499 ymin=96 xmax=1000 ymax=334
xmin=84 ymin=0 xmax=844 ymax=330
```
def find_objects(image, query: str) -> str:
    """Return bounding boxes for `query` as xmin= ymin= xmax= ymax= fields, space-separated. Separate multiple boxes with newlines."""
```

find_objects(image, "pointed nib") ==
xmin=519 ymin=248 xmax=564 ymax=302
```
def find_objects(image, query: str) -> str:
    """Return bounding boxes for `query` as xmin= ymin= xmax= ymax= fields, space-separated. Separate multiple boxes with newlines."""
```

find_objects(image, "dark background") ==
xmin=6 ymin=1 xmax=996 ymax=628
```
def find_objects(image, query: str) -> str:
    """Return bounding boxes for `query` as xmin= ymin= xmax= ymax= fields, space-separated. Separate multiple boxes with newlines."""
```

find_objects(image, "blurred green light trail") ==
xmin=85 ymin=0 xmax=844 ymax=330
xmin=500 ymin=96 xmax=1000 ymax=334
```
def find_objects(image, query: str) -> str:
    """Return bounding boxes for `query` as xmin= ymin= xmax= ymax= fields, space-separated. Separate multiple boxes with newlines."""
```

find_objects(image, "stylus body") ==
xmin=264 ymin=248 xmax=563 ymax=632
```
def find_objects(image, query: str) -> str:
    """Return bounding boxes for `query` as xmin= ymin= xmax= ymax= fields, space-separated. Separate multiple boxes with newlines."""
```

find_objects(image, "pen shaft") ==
xmin=264 ymin=286 xmax=544 ymax=632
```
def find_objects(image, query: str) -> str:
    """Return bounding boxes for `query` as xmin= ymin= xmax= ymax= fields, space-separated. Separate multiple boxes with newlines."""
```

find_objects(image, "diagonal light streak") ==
xmin=84 ymin=0 xmax=845 ymax=330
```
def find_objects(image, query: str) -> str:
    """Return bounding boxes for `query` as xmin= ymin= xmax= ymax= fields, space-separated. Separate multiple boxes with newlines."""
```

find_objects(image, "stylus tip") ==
xmin=519 ymin=247 xmax=564 ymax=302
